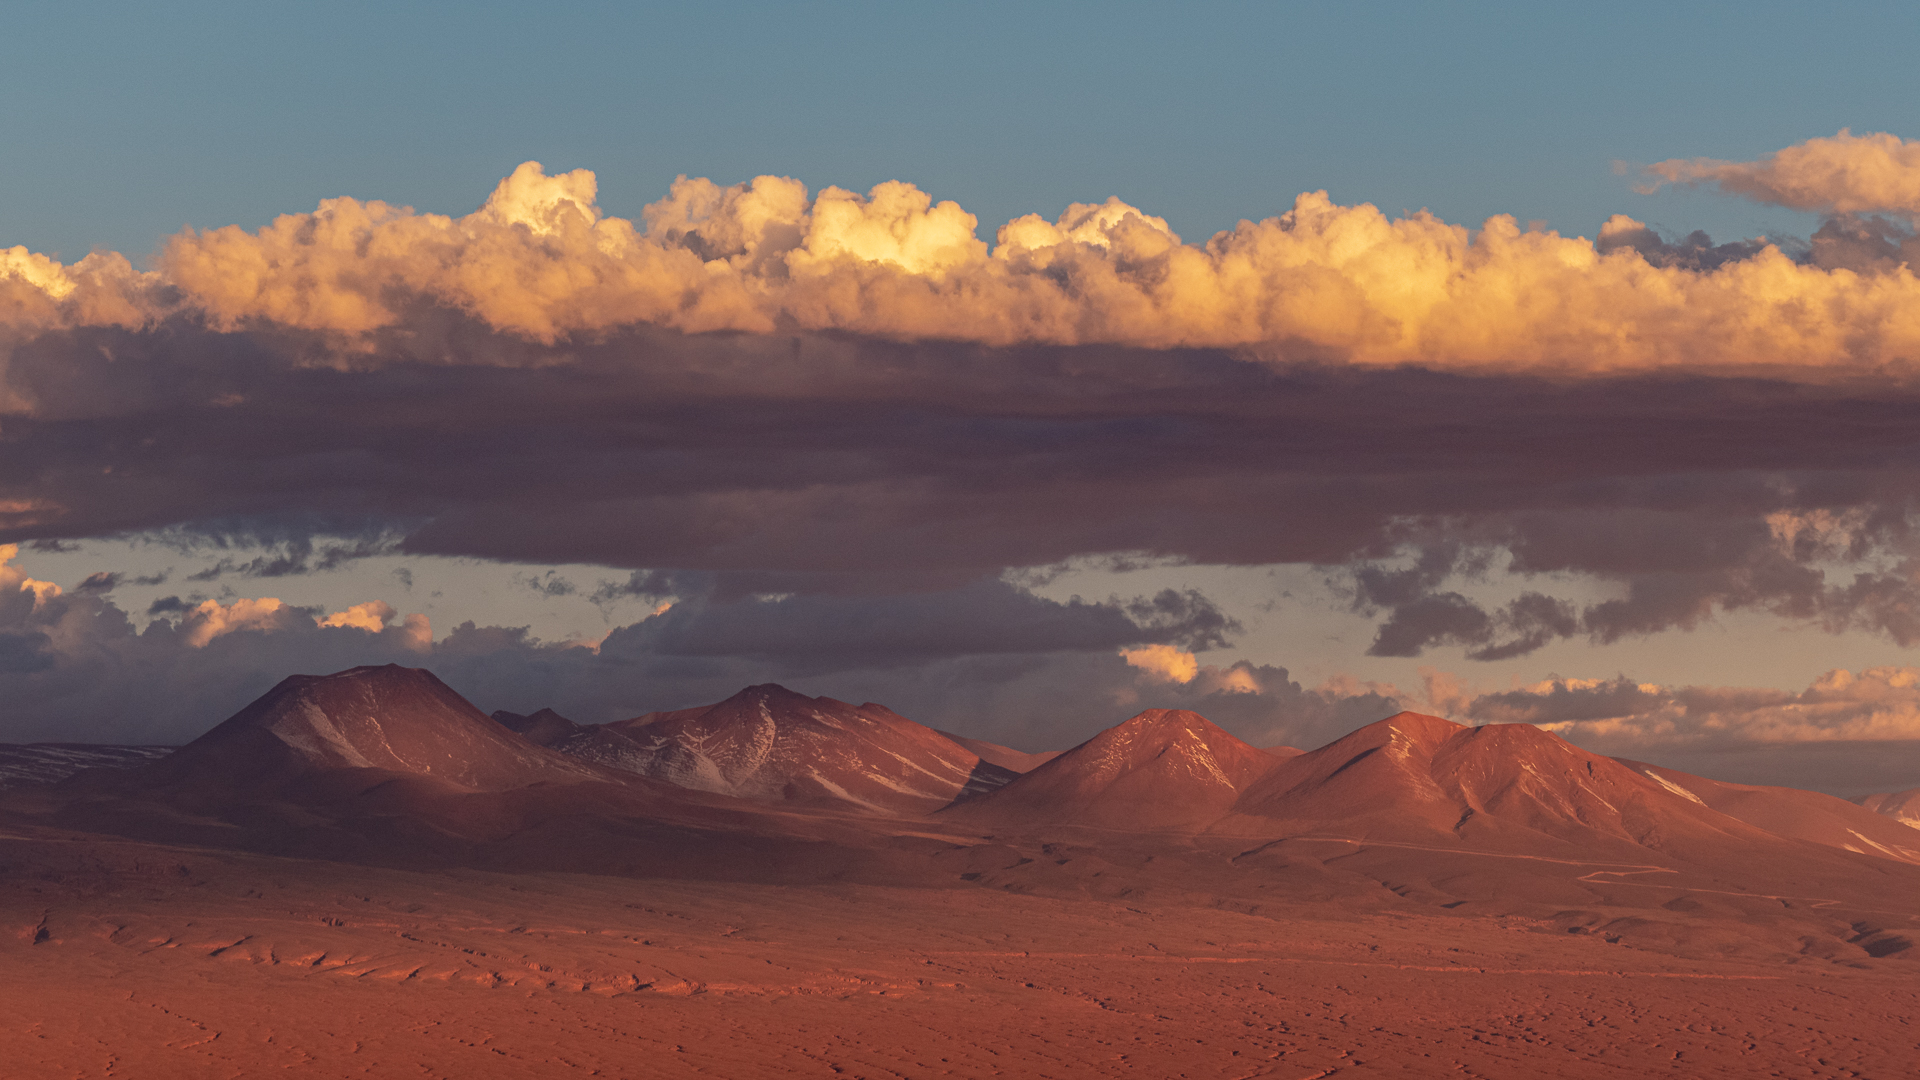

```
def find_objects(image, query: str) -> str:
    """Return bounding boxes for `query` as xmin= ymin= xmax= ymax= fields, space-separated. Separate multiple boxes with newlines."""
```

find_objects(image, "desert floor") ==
xmin=3 ymin=828 xmax=1916 ymax=1079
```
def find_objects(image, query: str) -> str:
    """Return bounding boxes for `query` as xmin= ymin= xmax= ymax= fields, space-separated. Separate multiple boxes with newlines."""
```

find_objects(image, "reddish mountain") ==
xmin=1219 ymin=712 xmax=1783 ymax=862
xmin=126 ymin=664 xmax=606 ymax=796
xmin=1627 ymin=762 xmax=1920 ymax=864
xmin=1855 ymin=787 xmax=1920 ymax=830
xmin=542 ymin=684 xmax=1019 ymax=815
xmin=934 ymin=730 xmax=1061 ymax=774
xmin=946 ymin=709 xmax=1278 ymax=831
xmin=491 ymin=707 xmax=586 ymax=747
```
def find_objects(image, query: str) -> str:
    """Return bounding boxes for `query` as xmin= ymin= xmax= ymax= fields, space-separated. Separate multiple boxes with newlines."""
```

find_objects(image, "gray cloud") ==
xmin=521 ymin=571 xmax=578 ymax=599
xmin=1594 ymin=221 xmax=1776 ymax=271
xmin=0 ymin=559 xmax=1252 ymax=747
xmin=7 ymin=267 xmax=1920 ymax=665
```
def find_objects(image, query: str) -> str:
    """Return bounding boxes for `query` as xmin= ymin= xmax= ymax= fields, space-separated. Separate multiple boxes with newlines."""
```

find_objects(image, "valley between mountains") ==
xmin=3 ymin=665 xmax=1917 ymax=1078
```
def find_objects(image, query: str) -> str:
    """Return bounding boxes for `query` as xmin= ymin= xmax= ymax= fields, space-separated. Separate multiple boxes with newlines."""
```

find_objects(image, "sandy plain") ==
xmin=4 ymin=823 xmax=1916 ymax=1080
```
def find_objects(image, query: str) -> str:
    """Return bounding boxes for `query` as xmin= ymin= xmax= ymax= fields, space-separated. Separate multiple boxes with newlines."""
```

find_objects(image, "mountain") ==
xmin=536 ymin=684 xmax=1020 ymax=815
xmin=0 ymin=743 xmax=174 ymax=790
xmin=491 ymin=707 xmax=586 ymax=747
xmin=946 ymin=709 xmax=1278 ymax=831
xmin=1627 ymin=762 xmax=1920 ymax=864
xmin=1854 ymin=787 xmax=1920 ymax=830
xmin=933 ymin=730 xmax=1060 ymax=774
xmin=122 ymin=664 xmax=607 ymax=797
xmin=1218 ymin=712 xmax=1795 ymax=862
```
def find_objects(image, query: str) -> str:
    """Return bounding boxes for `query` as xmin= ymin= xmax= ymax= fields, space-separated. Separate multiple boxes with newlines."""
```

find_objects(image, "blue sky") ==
xmin=7 ymin=1 xmax=1913 ymax=260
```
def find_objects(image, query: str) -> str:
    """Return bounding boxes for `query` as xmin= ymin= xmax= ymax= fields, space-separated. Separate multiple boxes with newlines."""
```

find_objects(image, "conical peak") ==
xmin=321 ymin=663 xmax=436 ymax=685
xmin=949 ymin=706 xmax=1273 ymax=830
xmin=728 ymin=683 xmax=812 ymax=706
xmin=1073 ymin=707 xmax=1272 ymax=782
xmin=1377 ymin=710 xmax=1469 ymax=737
xmin=1077 ymin=709 xmax=1236 ymax=760
xmin=1111 ymin=708 xmax=1216 ymax=737
xmin=1453 ymin=719 xmax=1572 ymax=751
xmin=1338 ymin=710 xmax=1470 ymax=755
xmin=1127 ymin=708 xmax=1206 ymax=725
xmin=227 ymin=664 xmax=450 ymax=728
xmin=162 ymin=664 xmax=602 ymax=793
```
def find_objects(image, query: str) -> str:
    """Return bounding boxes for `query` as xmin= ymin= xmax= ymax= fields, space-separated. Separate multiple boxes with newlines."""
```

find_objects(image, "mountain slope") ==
xmin=546 ymin=684 xmax=1019 ymax=815
xmin=946 ymin=709 xmax=1277 ymax=831
xmin=1218 ymin=712 xmax=1795 ymax=863
xmin=1855 ymin=787 xmax=1920 ymax=830
xmin=934 ymin=730 xmax=1060 ymax=774
xmin=1626 ymin=762 xmax=1920 ymax=864
xmin=124 ymin=664 xmax=606 ymax=796
xmin=491 ymin=708 xmax=586 ymax=748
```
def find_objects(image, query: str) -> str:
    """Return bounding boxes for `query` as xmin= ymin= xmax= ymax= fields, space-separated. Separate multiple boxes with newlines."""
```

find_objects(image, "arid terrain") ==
xmin=2 ymin=665 xmax=1916 ymax=1078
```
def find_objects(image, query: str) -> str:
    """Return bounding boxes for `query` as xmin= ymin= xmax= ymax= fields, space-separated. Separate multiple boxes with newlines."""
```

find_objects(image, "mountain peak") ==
xmin=491 ymin=707 xmax=583 ymax=748
xmin=1373 ymin=709 xmax=1471 ymax=743
xmin=1113 ymin=708 xmax=1214 ymax=732
xmin=732 ymin=683 xmax=808 ymax=701
xmin=563 ymin=684 xmax=1018 ymax=814
xmin=948 ymin=707 xmax=1276 ymax=831
xmin=138 ymin=664 xmax=603 ymax=795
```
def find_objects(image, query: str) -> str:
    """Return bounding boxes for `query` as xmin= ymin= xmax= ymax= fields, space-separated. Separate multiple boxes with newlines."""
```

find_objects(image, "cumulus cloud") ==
xmin=180 ymin=596 xmax=301 ymax=647
xmin=0 ymin=555 xmax=1259 ymax=745
xmin=317 ymin=599 xmax=394 ymax=633
xmin=0 ymin=548 xmax=439 ymax=740
xmin=1119 ymin=643 xmax=1199 ymax=684
xmin=10 ymin=138 xmax=1920 ymax=674
xmin=1642 ymin=130 xmax=1920 ymax=218
xmin=8 ymin=138 xmax=1920 ymax=384
xmin=1463 ymin=667 xmax=1920 ymax=750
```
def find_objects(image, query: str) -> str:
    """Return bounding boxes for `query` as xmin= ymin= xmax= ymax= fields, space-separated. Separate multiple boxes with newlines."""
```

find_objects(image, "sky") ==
xmin=6 ymin=2 xmax=1920 ymax=795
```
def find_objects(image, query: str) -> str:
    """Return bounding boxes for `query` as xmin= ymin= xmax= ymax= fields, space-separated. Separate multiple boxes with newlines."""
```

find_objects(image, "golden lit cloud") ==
xmin=1474 ymin=667 xmax=1920 ymax=748
xmin=0 ymin=544 xmax=62 ymax=610
xmin=318 ymin=600 xmax=397 ymax=633
xmin=181 ymin=597 xmax=296 ymax=648
xmin=1119 ymin=644 xmax=1200 ymax=684
xmin=6 ymin=135 xmax=1920 ymax=387
xmin=1642 ymin=130 xmax=1920 ymax=217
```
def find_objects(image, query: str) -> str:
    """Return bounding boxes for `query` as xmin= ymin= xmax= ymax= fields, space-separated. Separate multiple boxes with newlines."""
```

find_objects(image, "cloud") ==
xmin=521 ymin=571 xmax=577 ymax=599
xmin=1462 ymin=667 xmax=1920 ymax=750
xmin=7 ymin=141 xmax=1920 ymax=387
xmin=0 ymin=555 xmax=1258 ymax=744
xmin=1642 ymin=130 xmax=1920 ymax=218
xmin=180 ymin=597 xmax=302 ymax=647
xmin=1119 ymin=643 xmax=1198 ymax=684
xmin=316 ymin=599 xmax=395 ymax=633
xmin=11 ymin=543 xmax=1917 ymax=793
xmin=616 ymin=579 xmax=1239 ymax=673
xmin=9 ymin=325 xmax=1920 ymax=657
xmin=9 ymin=140 xmax=1920 ymax=665
xmin=1326 ymin=501 xmax=1920 ymax=660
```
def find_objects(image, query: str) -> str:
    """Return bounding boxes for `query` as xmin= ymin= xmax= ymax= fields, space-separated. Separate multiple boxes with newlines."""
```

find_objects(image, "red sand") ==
xmin=3 ymin=828 xmax=1916 ymax=1079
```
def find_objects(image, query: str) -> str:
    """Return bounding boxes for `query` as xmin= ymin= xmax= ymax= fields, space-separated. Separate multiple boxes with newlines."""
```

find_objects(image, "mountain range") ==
xmin=6 ymin=663 xmax=1920 ymax=1080
xmin=12 ymin=664 xmax=1910 ymax=871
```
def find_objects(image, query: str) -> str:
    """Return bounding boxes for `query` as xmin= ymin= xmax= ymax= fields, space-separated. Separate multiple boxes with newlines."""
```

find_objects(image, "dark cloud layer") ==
xmin=8 ymin=319 xmax=1920 ymax=655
